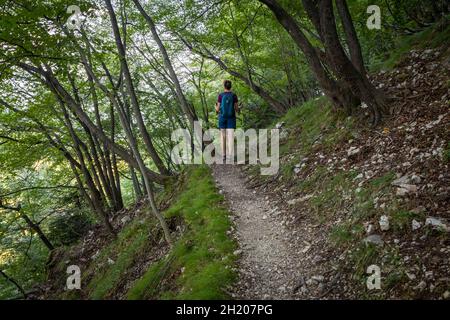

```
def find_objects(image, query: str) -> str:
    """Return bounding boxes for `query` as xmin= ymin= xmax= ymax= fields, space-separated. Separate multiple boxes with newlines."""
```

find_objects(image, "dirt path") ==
xmin=212 ymin=164 xmax=305 ymax=300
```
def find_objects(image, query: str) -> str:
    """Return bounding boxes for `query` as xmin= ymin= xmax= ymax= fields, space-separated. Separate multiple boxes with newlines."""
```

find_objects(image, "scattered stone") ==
xmin=392 ymin=175 xmax=410 ymax=186
xmin=354 ymin=173 xmax=363 ymax=180
xmin=306 ymin=278 xmax=316 ymax=286
xmin=347 ymin=147 xmax=360 ymax=157
xmin=363 ymin=234 xmax=384 ymax=246
xmin=91 ymin=250 xmax=100 ymax=260
xmin=275 ymin=122 xmax=285 ymax=129
xmin=396 ymin=184 xmax=418 ymax=196
xmin=120 ymin=216 xmax=131 ymax=225
xmin=425 ymin=217 xmax=449 ymax=232
xmin=311 ymin=275 xmax=324 ymax=282
xmin=366 ymin=223 xmax=374 ymax=234
xmin=414 ymin=281 xmax=427 ymax=291
xmin=233 ymin=249 xmax=243 ymax=256
xmin=301 ymin=245 xmax=311 ymax=253
xmin=406 ymin=272 xmax=416 ymax=280
xmin=412 ymin=219 xmax=422 ymax=231
xmin=379 ymin=215 xmax=390 ymax=231
xmin=410 ymin=174 xmax=421 ymax=184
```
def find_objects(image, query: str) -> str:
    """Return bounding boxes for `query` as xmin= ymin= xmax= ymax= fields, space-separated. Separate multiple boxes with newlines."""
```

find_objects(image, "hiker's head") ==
xmin=223 ymin=80 xmax=232 ymax=91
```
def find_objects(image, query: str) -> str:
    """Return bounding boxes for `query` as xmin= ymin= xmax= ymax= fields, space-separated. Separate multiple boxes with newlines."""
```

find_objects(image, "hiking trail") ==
xmin=212 ymin=164 xmax=305 ymax=300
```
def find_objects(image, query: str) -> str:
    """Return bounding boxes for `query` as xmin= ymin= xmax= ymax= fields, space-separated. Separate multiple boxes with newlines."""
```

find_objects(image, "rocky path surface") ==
xmin=212 ymin=164 xmax=305 ymax=300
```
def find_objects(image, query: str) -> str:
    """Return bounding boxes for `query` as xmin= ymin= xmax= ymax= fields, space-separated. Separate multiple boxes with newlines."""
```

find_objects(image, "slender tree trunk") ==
xmin=72 ymin=48 xmax=173 ymax=245
xmin=17 ymin=62 xmax=168 ymax=184
xmin=60 ymin=105 xmax=116 ymax=235
xmin=258 ymin=0 xmax=360 ymax=111
xmin=131 ymin=0 xmax=198 ymax=127
xmin=19 ymin=212 xmax=54 ymax=251
xmin=112 ymin=83 xmax=173 ymax=245
xmin=104 ymin=0 xmax=169 ymax=176
xmin=130 ymin=167 xmax=143 ymax=200
xmin=0 ymin=270 xmax=26 ymax=299
xmin=335 ymin=0 xmax=366 ymax=75
xmin=318 ymin=0 xmax=383 ymax=125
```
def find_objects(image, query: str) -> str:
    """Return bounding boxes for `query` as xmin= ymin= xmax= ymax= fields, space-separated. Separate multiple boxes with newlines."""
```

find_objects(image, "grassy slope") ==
xmin=371 ymin=19 xmax=450 ymax=72
xmin=57 ymin=166 xmax=236 ymax=300
xmin=265 ymin=100 xmax=427 ymax=297
xmin=127 ymin=166 xmax=236 ymax=300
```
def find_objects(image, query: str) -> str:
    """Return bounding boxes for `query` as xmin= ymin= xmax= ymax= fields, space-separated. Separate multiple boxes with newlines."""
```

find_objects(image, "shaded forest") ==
xmin=0 ymin=0 xmax=449 ymax=300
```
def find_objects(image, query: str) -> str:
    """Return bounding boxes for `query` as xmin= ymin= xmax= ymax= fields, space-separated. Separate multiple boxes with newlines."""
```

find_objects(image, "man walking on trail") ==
xmin=216 ymin=80 xmax=239 ymax=163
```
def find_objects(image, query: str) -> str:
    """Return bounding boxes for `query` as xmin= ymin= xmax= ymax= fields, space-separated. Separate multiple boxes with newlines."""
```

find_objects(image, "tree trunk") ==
xmin=318 ymin=0 xmax=383 ymax=125
xmin=59 ymin=104 xmax=116 ymax=235
xmin=18 ymin=62 xmax=168 ymax=185
xmin=130 ymin=167 xmax=143 ymax=200
xmin=105 ymin=0 xmax=169 ymax=176
xmin=0 ymin=270 xmax=27 ymax=299
xmin=111 ymin=80 xmax=173 ymax=245
xmin=335 ymin=0 xmax=366 ymax=75
xmin=258 ymin=0 xmax=361 ymax=111
xmin=19 ymin=212 xmax=54 ymax=251
xmin=131 ymin=0 xmax=198 ymax=128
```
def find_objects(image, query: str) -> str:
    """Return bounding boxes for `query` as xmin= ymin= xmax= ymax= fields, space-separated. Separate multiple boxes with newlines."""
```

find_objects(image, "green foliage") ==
xmin=0 ymin=0 xmax=447 ymax=301
xmin=330 ymin=223 xmax=365 ymax=246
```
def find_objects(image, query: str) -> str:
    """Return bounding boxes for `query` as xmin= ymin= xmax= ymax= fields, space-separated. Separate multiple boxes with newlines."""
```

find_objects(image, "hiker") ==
xmin=216 ymin=80 xmax=239 ymax=163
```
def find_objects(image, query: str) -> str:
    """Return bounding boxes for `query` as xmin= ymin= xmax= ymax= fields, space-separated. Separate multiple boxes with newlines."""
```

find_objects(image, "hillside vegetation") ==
xmin=0 ymin=0 xmax=448 ymax=300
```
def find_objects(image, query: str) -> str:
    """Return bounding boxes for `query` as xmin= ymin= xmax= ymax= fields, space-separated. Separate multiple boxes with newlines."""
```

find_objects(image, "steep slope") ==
xmin=239 ymin=39 xmax=449 ymax=299
xmin=36 ymin=166 xmax=237 ymax=300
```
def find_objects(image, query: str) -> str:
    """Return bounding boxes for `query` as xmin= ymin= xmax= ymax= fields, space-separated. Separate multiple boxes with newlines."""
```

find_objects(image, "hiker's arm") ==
xmin=234 ymin=102 xmax=239 ymax=114
xmin=216 ymin=94 xmax=221 ymax=113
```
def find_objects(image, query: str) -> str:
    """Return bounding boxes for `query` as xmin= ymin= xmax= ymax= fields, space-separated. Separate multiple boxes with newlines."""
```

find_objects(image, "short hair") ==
xmin=224 ymin=80 xmax=232 ymax=90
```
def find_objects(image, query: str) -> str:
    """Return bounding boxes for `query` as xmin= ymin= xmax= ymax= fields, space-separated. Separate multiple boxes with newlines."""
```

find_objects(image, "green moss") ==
xmin=126 ymin=166 xmax=237 ymax=300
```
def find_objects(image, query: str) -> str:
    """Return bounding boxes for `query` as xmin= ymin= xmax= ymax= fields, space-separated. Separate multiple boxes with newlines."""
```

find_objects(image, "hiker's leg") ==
xmin=226 ymin=128 xmax=234 ymax=163
xmin=220 ymin=129 xmax=226 ymax=161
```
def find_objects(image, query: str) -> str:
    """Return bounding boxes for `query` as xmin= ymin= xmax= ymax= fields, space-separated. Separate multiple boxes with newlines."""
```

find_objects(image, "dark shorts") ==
xmin=218 ymin=117 xmax=236 ymax=129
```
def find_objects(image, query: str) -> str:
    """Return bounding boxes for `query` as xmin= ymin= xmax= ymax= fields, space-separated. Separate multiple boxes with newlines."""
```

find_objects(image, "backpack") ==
xmin=220 ymin=92 xmax=235 ymax=119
